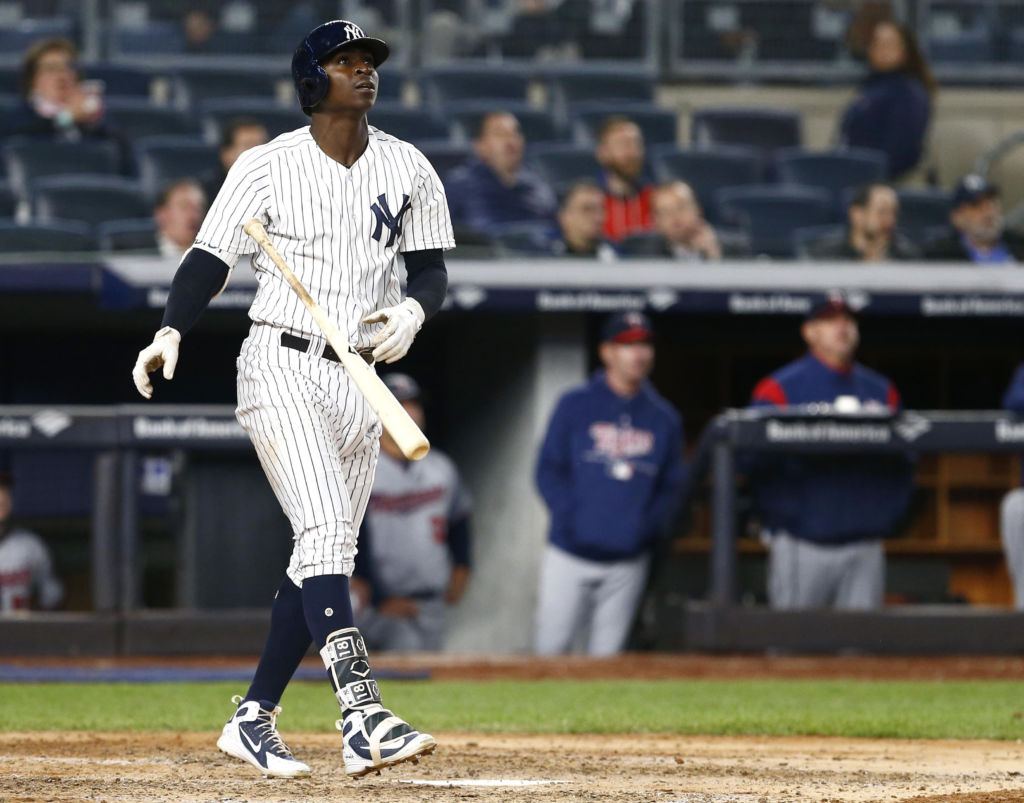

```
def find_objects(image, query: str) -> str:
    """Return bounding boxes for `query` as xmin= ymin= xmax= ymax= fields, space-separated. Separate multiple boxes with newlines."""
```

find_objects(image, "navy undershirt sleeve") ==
xmin=402 ymin=248 xmax=448 ymax=320
xmin=160 ymin=248 xmax=231 ymax=335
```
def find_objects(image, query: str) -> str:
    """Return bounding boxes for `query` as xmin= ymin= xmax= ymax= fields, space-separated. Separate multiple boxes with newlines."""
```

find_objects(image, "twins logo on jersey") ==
xmin=370 ymin=193 xmax=412 ymax=247
xmin=586 ymin=419 xmax=656 ymax=482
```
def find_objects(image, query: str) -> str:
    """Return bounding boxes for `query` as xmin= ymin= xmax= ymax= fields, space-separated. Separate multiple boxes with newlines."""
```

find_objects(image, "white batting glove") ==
xmin=362 ymin=298 xmax=424 ymax=364
xmin=132 ymin=326 xmax=181 ymax=399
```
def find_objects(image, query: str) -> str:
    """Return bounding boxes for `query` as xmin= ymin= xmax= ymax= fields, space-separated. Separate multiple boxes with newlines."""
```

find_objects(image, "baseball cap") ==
xmin=601 ymin=311 xmax=654 ymax=344
xmin=953 ymin=173 xmax=998 ymax=208
xmin=806 ymin=293 xmax=856 ymax=322
xmin=382 ymin=372 xmax=421 ymax=402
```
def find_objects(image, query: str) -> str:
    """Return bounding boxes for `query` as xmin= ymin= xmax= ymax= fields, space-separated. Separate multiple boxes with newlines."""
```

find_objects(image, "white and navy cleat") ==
xmin=216 ymin=695 xmax=311 ymax=778
xmin=339 ymin=705 xmax=436 ymax=778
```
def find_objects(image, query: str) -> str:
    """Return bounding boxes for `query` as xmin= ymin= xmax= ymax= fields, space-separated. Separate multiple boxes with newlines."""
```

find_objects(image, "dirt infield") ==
xmin=1 ymin=731 xmax=1022 ymax=803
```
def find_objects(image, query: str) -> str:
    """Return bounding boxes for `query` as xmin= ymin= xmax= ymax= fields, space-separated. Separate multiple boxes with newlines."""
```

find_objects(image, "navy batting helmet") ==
xmin=292 ymin=19 xmax=390 ymax=116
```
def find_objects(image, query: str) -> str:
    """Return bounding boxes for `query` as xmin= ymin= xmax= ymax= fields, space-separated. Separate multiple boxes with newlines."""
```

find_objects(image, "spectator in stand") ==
xmin=0 ymin=471 xmax=63 ymax=613
xmin=5 ymin=37 xmax=113 ymax=141
xmin=150 ymin=178 xmax=207 ymax=260
xmin=746 ymin=295 xmax=913 ymax=610
xmin=534 ymin=312 xmax=685 ymax=655
xmin=446 ymin=111 xmax=557 ymax=236
xmin=621 ymin=181 xmax=748 ymax=260
xmin=924 ymin=174 xmax=1024 ymax=264
xmin=551 ymin=180 xmax=617 ymax=260
xmin=200 ymin=117 xmax=269 ymax=203
xmin=806 ymin=183 xmax=919 ymax=261
xmin=839 ymin=21 xmax=934 ymax=180
xmin=596 ymin=116 xmax=654 ymax=242
xmin=1000 ymin=364 xmax=1024 ymax=609
xmin=183 ymin=9 xmax=217 ymax=53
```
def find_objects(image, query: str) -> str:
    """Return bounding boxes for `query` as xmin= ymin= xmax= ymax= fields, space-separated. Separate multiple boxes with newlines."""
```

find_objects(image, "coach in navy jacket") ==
xmin=533 ymin=312 xmax=685 ymax=655
xmin=747 ymin=297 xmax=913 ymax=609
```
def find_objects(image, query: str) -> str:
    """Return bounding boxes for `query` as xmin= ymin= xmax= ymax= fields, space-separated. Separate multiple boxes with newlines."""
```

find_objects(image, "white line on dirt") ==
xmin=395 ymin=779 xmax=573 ymax=787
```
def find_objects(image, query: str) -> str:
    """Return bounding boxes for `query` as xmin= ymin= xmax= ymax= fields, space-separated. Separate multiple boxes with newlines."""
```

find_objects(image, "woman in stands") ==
xmin=839 ymin=21 xmax=935 ymax=181
xmin=5 ymin=37 xmax=112 ymax=141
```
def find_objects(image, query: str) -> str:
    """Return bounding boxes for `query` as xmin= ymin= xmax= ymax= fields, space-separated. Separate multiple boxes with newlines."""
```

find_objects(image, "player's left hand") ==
xmin=362 ymin=298 xmax=424 ymax=363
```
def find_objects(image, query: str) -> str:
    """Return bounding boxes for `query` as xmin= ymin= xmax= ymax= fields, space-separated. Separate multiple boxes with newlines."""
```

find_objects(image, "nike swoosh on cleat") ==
xmin=241 ymin=730 xmax=263 ymax=754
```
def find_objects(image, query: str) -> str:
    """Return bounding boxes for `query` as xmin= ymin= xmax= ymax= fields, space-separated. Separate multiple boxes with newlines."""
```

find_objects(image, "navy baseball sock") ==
xmin=301 ymin=574 xmax=355 ymax=648
xmin=244 ymin=577 xmax=311 ymax=706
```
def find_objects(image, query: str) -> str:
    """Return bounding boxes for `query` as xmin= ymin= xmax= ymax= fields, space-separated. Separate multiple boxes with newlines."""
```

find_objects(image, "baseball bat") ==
xmin=243 ymin=218 xmax=430 ymax=461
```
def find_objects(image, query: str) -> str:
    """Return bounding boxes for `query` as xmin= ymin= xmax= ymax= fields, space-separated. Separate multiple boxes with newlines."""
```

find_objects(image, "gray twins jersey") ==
xmin=365 ymin=450 xmax=471 ymax=596
xmin=0 ymin=529 xmax=63 ymax=611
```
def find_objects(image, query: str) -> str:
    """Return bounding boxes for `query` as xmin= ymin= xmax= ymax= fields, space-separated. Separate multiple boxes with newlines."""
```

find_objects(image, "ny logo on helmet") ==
xmin=370 ymin=193 xmax=412 ymax=247
xmin=344 ymin=22 xmax=364 ymax=39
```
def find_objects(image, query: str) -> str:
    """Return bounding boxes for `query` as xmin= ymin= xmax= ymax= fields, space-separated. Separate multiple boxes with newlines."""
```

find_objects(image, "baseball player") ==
xmin=0 ymin=471 xmax=63 ymax=613
xmin=534 ymin=312 xmax=685 ymax=655
xmin=131 ymin=20 xmax=453 ymax=779
xmin=352 ymin=373 xmax=471 ymax=652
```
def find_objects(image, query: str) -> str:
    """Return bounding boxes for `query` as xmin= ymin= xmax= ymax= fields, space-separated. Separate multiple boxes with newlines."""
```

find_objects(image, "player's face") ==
xmin=320 ymin=46 xmax=378 ymax=113
xmin=474 ymin=114 xmax=524 ymax=174
xmin=401 ymin=399 xmax=425 ymax=431
xmin=868 ymin=22 xmax=906 ymax=72
xmin=803 ymin=313 xmax=859 ymax=365
xmin=652 ymin=183 xmax=702 ymax=243
xmin=597 ymin=123 xmax=644 ymax=181
xmin=953 ymin=195 xmax=1003 ymax=245
xmin=220 ymin=124 xmax=268 ymax=171
xmin=156 ymin=184 xmax=207 ymax=248
xmin=601 ymin=341 xmax=655 ymax=385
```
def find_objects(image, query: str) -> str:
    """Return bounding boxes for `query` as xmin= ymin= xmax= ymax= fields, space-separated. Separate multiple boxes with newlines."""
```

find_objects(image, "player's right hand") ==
xmin=132 ymin=326 xmax=181 ymax=399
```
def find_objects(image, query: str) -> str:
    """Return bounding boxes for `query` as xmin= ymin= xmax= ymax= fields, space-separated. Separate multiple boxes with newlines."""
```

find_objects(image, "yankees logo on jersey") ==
xmin=193 ymin=128 xmax=453 ymax=352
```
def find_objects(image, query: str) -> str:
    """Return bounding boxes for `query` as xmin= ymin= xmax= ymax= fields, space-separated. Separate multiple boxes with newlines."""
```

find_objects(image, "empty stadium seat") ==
xmin=0 ymin=181 xmax=14 ymax=217
xmin=896 ymin=188 xmax=954 ymax=242
xmin=419 ymin=64 xmax=531 ymax=110
xmin=3 ymin=138 xmax=122 ymax=200
xmin=111 ymin=21 xmax=184 ymax=54
xmin=652 ymin=145 xmax=762 ymax=223
xmin=928 ymin=29 xmax=995 ymax=63
xmin=528 ymin=144 xmax=601 ymax=196
xmin=792 ymin=224 xmax=849 ymax=259
xmin=174 ymin=67 xmax=283 ymax=107
xmin=133 ymin=136 xmax=219 ymax=200
xmin=775 ymin=148 xmax=889 ymax=211
xmin=0 ymin=218 xmax=97 ymax=252
xmin=97 ymin=218 xmax=159 ymax=252
xmin=417 ymin=143 xmax=473 ymax=182
xmin=545 ymin=66 xmax=655 ymax=110
xmin=33 ymin=176 xmax=149 ymax=228
xmin=570 ymin=102 xmax=678 ymax=146
xmin=80 ymin=64 xmax=152 ymax=98
xmin=367 ymin=102 xmax=449 ymax=144
xmin=493 ymin=222 xmax=557 ymax=256
xmin=372 ymin=68 xmax=404 ymax=102
xmin=715 ymin=185 xmax=834 ymax=257
xmin=0 ymin=18 xmax=75 ymax=53
xmin=447 ymin=101 xmax=563 ymax=145
xmin=691 ymin=109 xmax=802 ymax=159
xmin=199 ymin=98 xmax=307 ymax=142
xmin=105 ymin=99 xmax=200 ymax=142
xmin=0 ymin=65 xmax=18 ymax=95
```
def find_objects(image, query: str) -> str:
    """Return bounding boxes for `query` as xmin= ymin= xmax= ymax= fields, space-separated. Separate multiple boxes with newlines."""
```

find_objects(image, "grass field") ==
xmin=4 ymin=678 xmax=1024 ymax=740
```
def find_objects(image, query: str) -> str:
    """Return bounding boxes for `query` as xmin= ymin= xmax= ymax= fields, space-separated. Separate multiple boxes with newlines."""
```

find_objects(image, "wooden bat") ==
xmin=243 ymin=218 xmax=430 ymax=461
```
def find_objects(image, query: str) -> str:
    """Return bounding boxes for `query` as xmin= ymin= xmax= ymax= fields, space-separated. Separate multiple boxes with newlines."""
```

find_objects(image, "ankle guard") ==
xmin=320 ymin=627 xmax=382 ymax=712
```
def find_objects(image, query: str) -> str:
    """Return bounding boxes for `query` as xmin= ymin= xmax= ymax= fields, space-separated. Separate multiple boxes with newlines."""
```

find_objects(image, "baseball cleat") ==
xmin=338 ymin=704 xmax=436 ymax=778
xmin=217 ymin=695 xmax=311 ymax=778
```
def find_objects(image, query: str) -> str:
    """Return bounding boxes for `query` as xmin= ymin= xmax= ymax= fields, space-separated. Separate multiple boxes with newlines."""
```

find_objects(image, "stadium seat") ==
xmin=895 ymin=188 xmax=955 ymax=242
xmin=792 ymin=224 xmax=849 ymax=259
xmin=372 ymin=68 xmax=404 ymax=103
xmin=81 ymin=64 xmax=152 ymax=98
xmin=690 ymin=109 xmax=802 ymax=159
xmin=493 ymin=222 xmax=557 ymax=256
xmin=528 ymin=144 xmax=601 ymax=197
xmin=545 ymin=66 xmax=655 ymax=110
xmin=2 ymin=139 xmax=122 ymax=201
xmin=0 ymin=18 xmax=75 ymax=53
xmin=33 ymin=176 xmax=149 ymax=227
xmin=775 ymin=148 xmax=889 ymax=211
xmin=367 ymin=102 xmax=449 ymax=144
xmin=652 ymin=145 xmax=763 ymax=223
xmin=446 ymin=101 xmax=564 ymax=145
xmin=0 ymin=65 xmax=18 ymax=95
xmin=105 ymin=99 xmax=200 ymax=142
xmin=715 ymin=185 xmax=834 ymax=257
xmin=0 ymin=218 xmax=97 ymax=252
xmin=97 ymin=218 xmax=159 ymax=252
xmin=111 ymin=21 xmax=185 ymax=55
xmin=419 ymin=64 xmax=531 ymax=110
xmin=173 ymin=67 xmax=283 ymax=106
xmin=199 ymin=98 xmax=307 ymax=142
xmin=927 ymin=29 xmax=995 ymax=63
xmin=417 ymin=143 xmax=473 ymax=182
xmin=0 ymin=181 xmax=14 ymax=217
xmin=570 ymin=102 xmax=679 ymax=146
xmin=133 ymin=136 xmax=220 ymax=200
xmin=449 ymin=227 xmax=500 ymax=259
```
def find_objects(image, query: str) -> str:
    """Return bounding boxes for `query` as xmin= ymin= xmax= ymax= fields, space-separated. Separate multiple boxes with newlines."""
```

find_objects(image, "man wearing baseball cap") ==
xmin=924 ymin=173 xmax=1024 ymax=263
xmin=351 ymin=373 xmax=472 ymax=651
xmin=745 ymin=294 xmax=913 ymax=610
xmin=533 ymin=311 xmax=685 ymax=655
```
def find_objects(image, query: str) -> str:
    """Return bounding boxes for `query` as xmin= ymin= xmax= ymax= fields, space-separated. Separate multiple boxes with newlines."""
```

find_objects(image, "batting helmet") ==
xmin=292 ymin=19 xmax=390 ymax=116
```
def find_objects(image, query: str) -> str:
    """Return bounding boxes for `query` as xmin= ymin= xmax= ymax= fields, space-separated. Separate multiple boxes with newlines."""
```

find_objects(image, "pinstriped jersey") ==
xmin=192 ymin=126 xmax=455 ymax=350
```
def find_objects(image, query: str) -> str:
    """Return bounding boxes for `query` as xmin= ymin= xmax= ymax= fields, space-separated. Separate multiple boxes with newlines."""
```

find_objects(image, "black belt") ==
xmin=281 ymin=332 xmax=374 ymax=365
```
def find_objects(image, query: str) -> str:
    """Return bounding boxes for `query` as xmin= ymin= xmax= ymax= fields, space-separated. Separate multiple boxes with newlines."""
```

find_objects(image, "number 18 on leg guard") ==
xmin=321 ymin=627 xmax=436 ymax=778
